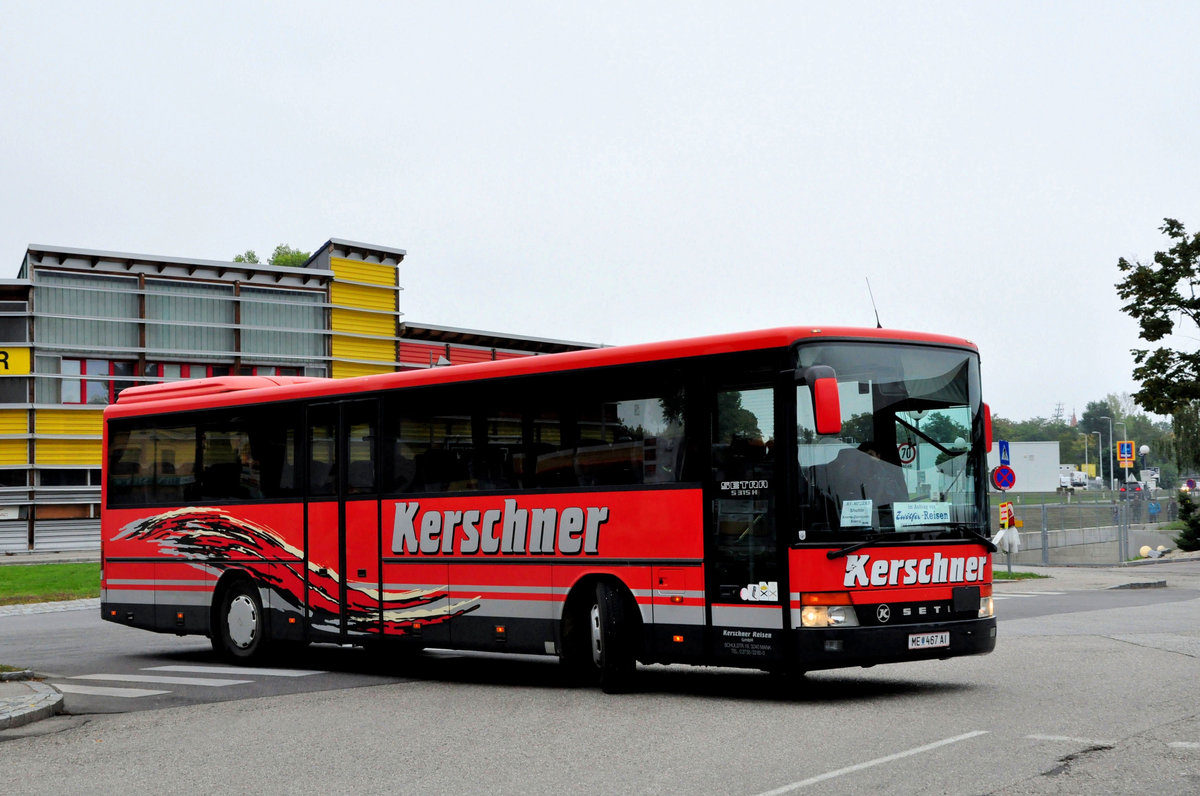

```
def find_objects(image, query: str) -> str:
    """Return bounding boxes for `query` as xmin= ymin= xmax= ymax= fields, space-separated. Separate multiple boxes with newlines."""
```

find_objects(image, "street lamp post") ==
xmin=1100 ymin=416 xmax=1114 ymax=492
xmin=1140 ymin=444 xmax=1152 ymax=491
xmin=1117 ymin=421 xmax=1128 ymax=486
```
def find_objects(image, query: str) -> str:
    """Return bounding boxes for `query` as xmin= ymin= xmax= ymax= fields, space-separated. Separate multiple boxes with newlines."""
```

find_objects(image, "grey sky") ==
xmin=3 ymin=2 xmax=1197 ymax=422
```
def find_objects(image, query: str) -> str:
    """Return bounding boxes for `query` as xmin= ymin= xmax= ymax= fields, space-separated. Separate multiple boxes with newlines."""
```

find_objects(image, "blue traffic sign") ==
xmin=991 ymin=464 xmax=1016 ymax=491
xmin=999 ymin=440 xmax=1010 ymax=466
xmin=1118 ymin=440 xmax=1134 ymax=467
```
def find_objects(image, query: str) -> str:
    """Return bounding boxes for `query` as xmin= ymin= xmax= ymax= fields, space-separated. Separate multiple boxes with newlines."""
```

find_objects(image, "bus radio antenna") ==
xmin=865 ymin=278 xmax=883 ymax=328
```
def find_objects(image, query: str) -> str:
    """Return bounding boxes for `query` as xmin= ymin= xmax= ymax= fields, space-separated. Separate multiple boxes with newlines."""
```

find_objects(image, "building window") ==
xmin=145 ymin=363 xmax=299 ymax=382
xmin=38 ymin=469 xmax=100 ymax=486
xmin=0 ymin=378 xmax=28 ymax=403
xmin=0 ymin=469 xmax=29 ymax=487
xmin=61 ymin=359 xmax=137 ymax=405
xmin=235 ymin=365 xmax=302 ymax=377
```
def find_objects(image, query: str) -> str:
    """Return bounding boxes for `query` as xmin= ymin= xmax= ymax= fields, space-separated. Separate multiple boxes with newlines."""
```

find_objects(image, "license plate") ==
xmin=908 ymin=631 xmax=950 ymax=650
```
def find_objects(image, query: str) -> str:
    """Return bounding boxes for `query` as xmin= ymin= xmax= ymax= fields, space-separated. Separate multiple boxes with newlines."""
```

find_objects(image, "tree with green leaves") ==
xmin=232 ymin=245 xmax=311 ymax=267
xmin=1115 ymin=218 xmax=1200 ymax=414
xmin=269 ymin=244 xmax=310 ymax=267
xmin=1116 ymin=219 xmax=1200 ymax=474
xmin=1173 ymin=489 xmax=1200 ymax=552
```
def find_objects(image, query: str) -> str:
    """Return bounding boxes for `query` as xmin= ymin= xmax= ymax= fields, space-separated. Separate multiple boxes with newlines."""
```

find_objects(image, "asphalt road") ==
xmin=2 ymin=579 xmax=1198 ymax=794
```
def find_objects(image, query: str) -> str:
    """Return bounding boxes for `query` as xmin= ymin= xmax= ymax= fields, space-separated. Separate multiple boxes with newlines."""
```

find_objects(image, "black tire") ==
xmin=212 ymin=579 xmax=269 ymax=663
xmin=591 ymin=581 xmax=637 ymax=694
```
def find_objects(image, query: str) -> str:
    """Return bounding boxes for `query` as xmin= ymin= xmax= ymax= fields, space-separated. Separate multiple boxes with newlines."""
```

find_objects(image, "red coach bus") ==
xmin=101 ymin=327 xmax=997 ymax=692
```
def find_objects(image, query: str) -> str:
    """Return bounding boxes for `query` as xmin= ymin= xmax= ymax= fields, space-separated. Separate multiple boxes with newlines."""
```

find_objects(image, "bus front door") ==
xmin=706 ymin=386 xmax=784 ymax=665
xmin=305 ymin=399 xmax=380 ymax=642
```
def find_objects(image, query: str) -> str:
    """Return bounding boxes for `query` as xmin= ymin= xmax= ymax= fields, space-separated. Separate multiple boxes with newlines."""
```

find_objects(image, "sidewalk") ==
xmin=993 ymin=551 xmax=1200 ymax=592
xmin=1 ymin=550 xmax=100 ymax=565
xmin=0 ymin=671 xmax=63 ymax=731
xmin=1 ymin=551 xmax=97 ymax=731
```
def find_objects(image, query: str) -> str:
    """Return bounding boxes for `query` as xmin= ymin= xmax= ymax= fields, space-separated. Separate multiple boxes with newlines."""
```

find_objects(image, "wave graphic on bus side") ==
xmin=113 ymin=507 xmax=480 ymax=634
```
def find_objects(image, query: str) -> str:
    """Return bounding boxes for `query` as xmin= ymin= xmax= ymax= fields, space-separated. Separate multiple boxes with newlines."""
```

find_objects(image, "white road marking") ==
xmin=755 ymin=731 xmax=990 ymax=794
xmin=53 ymin=683 xmax=170 ymax=698
xmin=993 ymin=591 xmax=1067 ymax=600
xmin=1169 ymin=742 xmax=1200 ymax=749
xmin=68 ymin=673 xmax=251 ymax=687
xmin=144 ymin=665 xmax=324 ymax=677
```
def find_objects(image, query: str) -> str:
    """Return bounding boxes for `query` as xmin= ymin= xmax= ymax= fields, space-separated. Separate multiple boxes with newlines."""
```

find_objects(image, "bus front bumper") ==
xmin=792 ymin=617 xmax=997 ymax=671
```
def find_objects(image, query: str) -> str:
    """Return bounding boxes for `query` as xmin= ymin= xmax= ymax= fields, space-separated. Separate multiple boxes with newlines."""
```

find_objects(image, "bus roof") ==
xmin=104 ymin=326 xmax=978 ymax=419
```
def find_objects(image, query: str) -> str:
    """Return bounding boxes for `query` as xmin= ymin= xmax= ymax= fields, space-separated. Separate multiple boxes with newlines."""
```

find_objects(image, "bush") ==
xmin=1174 ymin=490 xmax=1200 ymax=551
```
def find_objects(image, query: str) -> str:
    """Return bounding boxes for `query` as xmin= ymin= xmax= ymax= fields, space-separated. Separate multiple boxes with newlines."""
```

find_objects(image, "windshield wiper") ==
xmin=826 ymin=534 xmax=888 ymax=560
xmin=904 ymin=521 xmax=999 ymax=553
xmin=950 ymin=523 xmax=999 ymax=552
xmin=826 ymin=524 xmax=997 ymax=559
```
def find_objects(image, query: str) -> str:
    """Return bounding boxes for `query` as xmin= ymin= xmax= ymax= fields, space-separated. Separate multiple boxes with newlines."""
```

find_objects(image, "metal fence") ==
xmin=991 ymin=499 xmax=1181 ymax=567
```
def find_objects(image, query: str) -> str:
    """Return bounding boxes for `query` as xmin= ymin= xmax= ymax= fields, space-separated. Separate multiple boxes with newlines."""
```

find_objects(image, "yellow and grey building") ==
xmin=0 ymin=239 xmax=591 ymax=552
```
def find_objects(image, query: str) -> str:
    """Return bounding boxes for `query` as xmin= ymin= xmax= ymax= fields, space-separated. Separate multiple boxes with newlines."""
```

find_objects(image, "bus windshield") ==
xmin=795 ymin=341 xmax=985 ymax=540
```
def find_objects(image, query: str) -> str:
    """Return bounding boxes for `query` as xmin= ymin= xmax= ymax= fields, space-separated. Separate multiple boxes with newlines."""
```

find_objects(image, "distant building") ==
xmin=986 ymin=440 xmax=1061 ymax=493
xmin=0 ymin=240 xmax=594 ymax=552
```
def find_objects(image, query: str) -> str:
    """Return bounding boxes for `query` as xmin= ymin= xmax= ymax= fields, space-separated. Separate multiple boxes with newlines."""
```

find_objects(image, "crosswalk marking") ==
xmin=52 ymin=663 xmax=330 ymax=701
xmin=68 ymin=673 xmax=251 ymax=687
xmin=144 ymin=665 xmax=324 ymax=678
xmin=54 ymin=683 xmax=170 ymax=698
xmin=993 ymin=591 xmax=1066 ymax=600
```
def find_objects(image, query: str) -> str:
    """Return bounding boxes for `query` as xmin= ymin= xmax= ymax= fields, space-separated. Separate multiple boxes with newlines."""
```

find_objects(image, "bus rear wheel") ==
xmin=212 ymin=579 xmax=268 ymax=663
xmin=589 ymin=581 xmax=636 ymax=693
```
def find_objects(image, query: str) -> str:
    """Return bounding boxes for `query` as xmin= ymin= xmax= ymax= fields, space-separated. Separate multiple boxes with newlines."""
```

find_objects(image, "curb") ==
xmin=0 ymin=669 xmax=36 ymax=682
xmin=1108 ymin=580 xmax=1168 ymax=590
xmin=0 ymin=672 xmax=64 ymax=731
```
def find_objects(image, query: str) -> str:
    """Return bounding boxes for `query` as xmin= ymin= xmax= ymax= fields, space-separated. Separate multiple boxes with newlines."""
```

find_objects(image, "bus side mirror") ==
xmin=983 ymin=402 xmax=993 ymax=451
xmin=801 ymin=365 xmax=842 ymax=436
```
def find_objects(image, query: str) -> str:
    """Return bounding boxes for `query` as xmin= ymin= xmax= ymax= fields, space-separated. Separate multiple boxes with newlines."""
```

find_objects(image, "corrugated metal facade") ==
xmin=241 ymin=286 xmax=324 ymax=361
xmin=146 ymin=279 xmax=234 ymax=355
xmin=35 ymin=273 xmax=139 ymax=350
xmin=36 ymin=437 xmax=101 ymax=465
xmin=0 ymin=409 xmax=26 ymax=434
xmin=34 ymin=409 xmax=99 ymax=435
xmin=0 ymin=438 xmax=26 ymax=466
xmin=330 ymin=255 xmax=398 ymax=378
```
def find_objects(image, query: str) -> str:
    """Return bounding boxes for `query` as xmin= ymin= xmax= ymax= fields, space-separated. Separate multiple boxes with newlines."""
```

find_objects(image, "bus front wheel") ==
xmin=212 ymin=579 xmax=268 ymax=663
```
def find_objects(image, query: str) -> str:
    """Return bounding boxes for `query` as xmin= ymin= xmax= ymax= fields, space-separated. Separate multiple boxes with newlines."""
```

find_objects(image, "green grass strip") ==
xmin=0 ymin=563 xmax=101 ymax=606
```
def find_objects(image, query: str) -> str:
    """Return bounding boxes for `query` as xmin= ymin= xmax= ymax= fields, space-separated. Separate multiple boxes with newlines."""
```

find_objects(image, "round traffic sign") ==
xmin=897 ymin=443 xmax=917 ymax=465
xmin=990 ymin=464 xmax=1016 ymax=491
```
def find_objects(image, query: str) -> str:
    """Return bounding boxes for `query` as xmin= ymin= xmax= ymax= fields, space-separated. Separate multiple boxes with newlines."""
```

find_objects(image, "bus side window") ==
xmin=532 ymin=407 xmax=576 ymax=488
xmin=345 ymin=414 xmax=376 ymax=495
xmin=568 ymin=377 xmax=686 ymax=488
xmin=308 ymin=421 xmax=337 ymax=496
xmin=713 ymin=389 xmax=774 ymax=483
xmin=380 ymin=391 xmax=474 ymax=494
xmin=478 ymin=406 xmax=521 ymax=490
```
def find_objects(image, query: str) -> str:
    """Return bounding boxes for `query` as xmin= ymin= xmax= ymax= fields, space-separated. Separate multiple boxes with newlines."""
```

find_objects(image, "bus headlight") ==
xmin=978 ymin=596 xmax=994 ymax=619
xmin=800 ymin=602 xmax=860 ymax=628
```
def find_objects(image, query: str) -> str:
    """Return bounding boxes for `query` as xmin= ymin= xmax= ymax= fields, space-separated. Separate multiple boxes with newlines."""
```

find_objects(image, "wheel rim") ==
xmin=227 ymin=593 xmax=259 ymax=650
xmin=589 ymin=603 xmax=603 ymax=666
